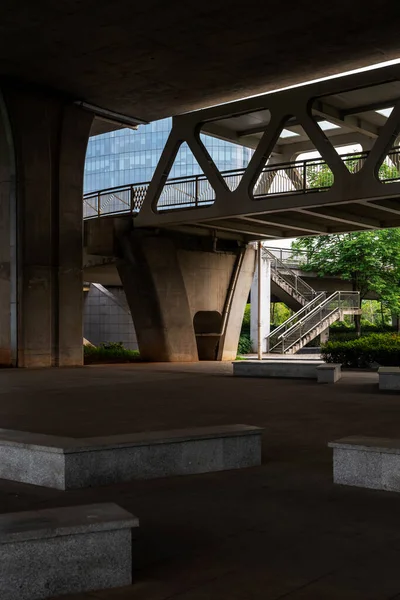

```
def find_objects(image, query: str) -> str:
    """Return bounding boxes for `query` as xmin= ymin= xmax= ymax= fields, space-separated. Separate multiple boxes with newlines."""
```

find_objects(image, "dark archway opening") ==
xmin=193 ymin=311 xmax=222 ymax=360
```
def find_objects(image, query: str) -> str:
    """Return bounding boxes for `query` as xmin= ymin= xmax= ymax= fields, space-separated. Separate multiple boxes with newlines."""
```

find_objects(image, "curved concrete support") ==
xmin=0 ymin=84 xmax=93 ymax=367
xmin=217 ymin=247 xmax=256 ymax=361
xmin=114 ymin=226 xmax=255 ymax=362
xmin=116 ymin=229 xmax=198 ymax=362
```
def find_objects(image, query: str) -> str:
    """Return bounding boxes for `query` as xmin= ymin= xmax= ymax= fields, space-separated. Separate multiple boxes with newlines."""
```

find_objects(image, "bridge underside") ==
xmin=1 ymin=1 xmax=400 ymax=124
xmin=123 ymin=64 xmax=400 ymax=240
xmin=145 ymin=198 xmax=400 ymax=243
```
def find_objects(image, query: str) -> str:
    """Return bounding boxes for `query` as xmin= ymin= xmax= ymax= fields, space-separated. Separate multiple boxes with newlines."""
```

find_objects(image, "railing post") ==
xmin=303 ymin=160 xmax=307 ymax=192
xmin=257 ymin=241 xmax=263 ymax=361
xmin=195 ymin=176 xmax=199 ymax=207
xmin=97 ymin=191 xmax=101 ymax=217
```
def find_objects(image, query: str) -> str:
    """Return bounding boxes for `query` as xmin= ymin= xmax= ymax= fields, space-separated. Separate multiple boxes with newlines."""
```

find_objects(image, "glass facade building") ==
xmin=84 ymin=117 xmax=252 ymax=193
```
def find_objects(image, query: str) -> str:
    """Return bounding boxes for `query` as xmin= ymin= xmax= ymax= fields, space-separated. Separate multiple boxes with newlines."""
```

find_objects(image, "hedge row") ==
xmin=321 ymin=333 xmax=400 ymax=368
xmin=84 ymin=342 xmax=141 ymax=364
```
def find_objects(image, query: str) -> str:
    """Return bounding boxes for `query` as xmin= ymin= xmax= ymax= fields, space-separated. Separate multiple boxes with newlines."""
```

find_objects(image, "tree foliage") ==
xmin=292 ymin=230 xmax=400 ymax=320
xmin=306 ymin=154 xmax=400 ymax=189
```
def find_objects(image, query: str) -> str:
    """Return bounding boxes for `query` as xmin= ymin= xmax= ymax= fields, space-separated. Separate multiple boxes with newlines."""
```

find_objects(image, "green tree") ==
xmin=271 ymin=302 xmax=291 ymax=327
xmin=292 ymin=229 xmax=400 ymax=335
xmin=306 ymin=154 xmax=400 ymax=189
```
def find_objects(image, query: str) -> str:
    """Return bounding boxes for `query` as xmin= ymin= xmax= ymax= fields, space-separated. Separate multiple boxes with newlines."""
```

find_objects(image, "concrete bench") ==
xmin=0 ymin=424 xmax=262 ymax=489
xmin=233 ymin=359 xmax=324 ymax=379
xmin=378 ymin=367 xmax=400 ymax=390
xmin=0 ymin=502 xmax=138 ymax=600
xmin=317 ymin=363 xmax=342 ymax=383
xmin=329 ymin=436 xmax=400 ymax=492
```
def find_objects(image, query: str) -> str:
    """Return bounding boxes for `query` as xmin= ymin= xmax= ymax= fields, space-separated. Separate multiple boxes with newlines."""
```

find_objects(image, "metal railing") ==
xmin=264 ymin=247 xmax=316 ymax=303
xmin=263 ymin=246 xmax=308 ymax=266
xmin=83 ymin=148 xmax=400 ymax=219
xmin=267 ymin=292 xmax=327 ymax=352
xmin=267 ymin=291 xmax=360 ymax=353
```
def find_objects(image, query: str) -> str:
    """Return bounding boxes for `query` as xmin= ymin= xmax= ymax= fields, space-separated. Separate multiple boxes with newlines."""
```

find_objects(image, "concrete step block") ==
xmin=233 ymin=359 xmax=323 ymax=379
xmin=329 ymin=436 xmax=400 ymax=492
xmin=0 ymin=503 xmax=138 ymax=600
xmin=317 ymin=363 xmax=341 ymax=383
xmin=0 ymin=425 xmax=262 ymax=489
xmin=378 ymin=367 xmax=400 ymax=391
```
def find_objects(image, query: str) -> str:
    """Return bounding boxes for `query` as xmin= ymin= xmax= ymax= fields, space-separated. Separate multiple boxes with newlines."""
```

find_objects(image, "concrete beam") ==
xmin=278 ymin=132 xmax=371 ymax=159
xmin=313 ymin=100 xmax=381 ymax=138
xmin=240 ymin=215 xmax=328 ymax=235
xmin=194 ymin=220 xmax=283 ymax=238
xmin=298 ymin=207 xmax=381 ymax=229
xmin=361 ymin=199 xmax=400 ymax=216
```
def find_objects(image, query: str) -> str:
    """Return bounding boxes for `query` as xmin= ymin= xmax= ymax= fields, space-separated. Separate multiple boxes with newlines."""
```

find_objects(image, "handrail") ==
xmin=262 ymin=246 xmax=308 ymax=264
xmin=83 ymin=147 xmax=400 ymax=219
xmin=281 ymin=291 xmax=359 ymax=338
xmin=265 ymin=248 xmax=316 ymax=296
xmin=268 ymin=292 xmax=326 ymax=340
xmin=266 ymin=290 xmax=360 ymax=353
xmin=263 ymin=247 xmax=316 ymax=303
xmin=281 ymin=306 xmax=340 ymax=353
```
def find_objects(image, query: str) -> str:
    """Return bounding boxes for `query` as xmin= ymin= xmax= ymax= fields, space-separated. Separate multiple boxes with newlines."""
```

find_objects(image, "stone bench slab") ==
xmin=0 ymin=424 xmax=262 ymax=489
xmin=329 ymin=436 xmax=400 ymax=492
xmin=233 ymin=360 xmax=324 ymax=379
xmin=0 ymin=502 xmax=138 ymax=600
xmin=378 ymin=367 xmax=400 ymax=391
xmin=317 ymin=363 xmax=342 ymax=384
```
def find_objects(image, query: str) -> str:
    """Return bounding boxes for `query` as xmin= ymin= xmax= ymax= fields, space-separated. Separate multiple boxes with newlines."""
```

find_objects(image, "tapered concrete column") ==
xmin=114 ymin=225 xmax=256 ymax=362
xmin=217 ymin=247 xmax=256 ymax=361
xmin=116 ymin=227 xmax=199 ymax=362
xmin=0 ymin=85 xmax=93 ymax=367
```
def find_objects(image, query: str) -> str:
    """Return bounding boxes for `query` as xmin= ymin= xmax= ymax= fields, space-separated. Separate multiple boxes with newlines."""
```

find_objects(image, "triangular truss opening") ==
xmin=200 ymin=110 xmax=269 ymax=191
xmin=156 ymin=142 xmax=216 ymax=211
xmin=252 ymin=118 xmax=335 ymax=197
xmin=377 ymin=134 xmax=400 ymax=184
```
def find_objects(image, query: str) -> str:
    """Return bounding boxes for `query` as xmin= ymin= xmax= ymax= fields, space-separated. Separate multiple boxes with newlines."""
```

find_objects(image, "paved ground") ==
xmin=2 ymin=363 xmax=400 ymax=599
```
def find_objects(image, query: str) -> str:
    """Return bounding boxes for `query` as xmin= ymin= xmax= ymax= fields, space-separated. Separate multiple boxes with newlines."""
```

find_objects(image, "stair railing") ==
xmin=263 ymin=247 xmax=316 ymax=303
xmin=267 ymin=292 xmax=326 ymax=352
xmin=274 ymin=291 xmax=360 ymax=353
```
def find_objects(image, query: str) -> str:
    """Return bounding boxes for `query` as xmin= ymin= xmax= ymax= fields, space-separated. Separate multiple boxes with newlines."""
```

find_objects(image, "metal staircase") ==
xmin=262 ymin=248 xmax=360 ymax=354
xmin=266 ymin=290 xmax=360 ymax=354
xmin=264 ymin=248 xmax=316 ymax=310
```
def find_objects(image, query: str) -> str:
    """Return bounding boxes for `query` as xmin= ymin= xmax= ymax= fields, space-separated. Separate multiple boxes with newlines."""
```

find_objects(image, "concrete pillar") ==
xmin=250 ymin=253 xmax=271 ymax=354
xmin=116 ymin=227 xmax=199 ymax=362
xmin=0 ymin=85 xmax=93 ymax=367
xmin=217 ymin=246 xmax=256 ymax=361
xmin=115 ymin=225 xmax=256 ymax=362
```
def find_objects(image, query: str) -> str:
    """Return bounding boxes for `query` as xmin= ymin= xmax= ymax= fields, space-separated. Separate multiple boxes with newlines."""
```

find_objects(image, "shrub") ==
xmin=237 ymin=333 xmax=252 ymax=355
xmin=322 ymin=333 xmax=400 ymax=368
xmin=84 ymin=342 xmax=141 ymax=364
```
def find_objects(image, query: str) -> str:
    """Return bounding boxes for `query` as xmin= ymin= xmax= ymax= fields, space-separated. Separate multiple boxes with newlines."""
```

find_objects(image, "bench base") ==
xmin=233 ymin=360 xmax=324 ymax=379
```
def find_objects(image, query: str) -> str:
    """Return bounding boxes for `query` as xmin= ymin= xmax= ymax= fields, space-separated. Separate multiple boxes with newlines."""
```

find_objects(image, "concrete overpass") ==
xmin=1 ymin=3 xmax=400 ymax=366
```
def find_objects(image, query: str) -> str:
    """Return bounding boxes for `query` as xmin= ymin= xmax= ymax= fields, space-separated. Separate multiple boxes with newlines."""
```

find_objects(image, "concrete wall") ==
xmin=83 ymin=284 xmax=138 ymax=350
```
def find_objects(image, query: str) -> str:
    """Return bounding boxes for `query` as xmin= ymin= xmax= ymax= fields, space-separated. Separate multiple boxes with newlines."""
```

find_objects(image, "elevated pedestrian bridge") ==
xmin=84 ymin=148 xmax=400 ymax=237
xmin=84 ymin=64 xmax=400 ymax=241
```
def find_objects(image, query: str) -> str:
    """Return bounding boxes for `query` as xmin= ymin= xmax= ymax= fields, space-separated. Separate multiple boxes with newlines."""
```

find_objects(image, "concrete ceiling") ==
xmin=1 ymin=1 xmax=400 ymax=122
